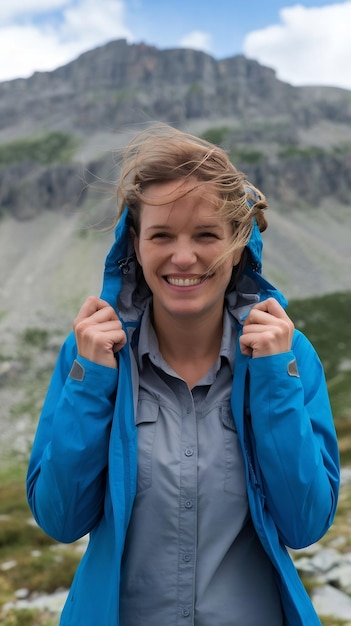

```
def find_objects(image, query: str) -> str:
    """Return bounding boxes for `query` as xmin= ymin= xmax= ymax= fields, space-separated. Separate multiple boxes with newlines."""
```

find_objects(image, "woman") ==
xmin=27 ymin=124 xmax=340 ymax=625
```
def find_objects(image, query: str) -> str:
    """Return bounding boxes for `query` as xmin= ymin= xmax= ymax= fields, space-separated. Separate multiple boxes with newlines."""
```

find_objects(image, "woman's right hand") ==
xmin=73 ymin=296 xmax=127 ymax=369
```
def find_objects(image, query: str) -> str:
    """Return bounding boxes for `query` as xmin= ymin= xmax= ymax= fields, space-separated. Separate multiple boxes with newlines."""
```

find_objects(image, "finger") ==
xmin=244 ymin=304 xmax=294 ymax=335
xmin=239 ymin=331 xmax=271 ymax=357
xmin=75 ymin=319 xmax=124 ymax=353
xmin=112 ymin=331 xmax=127 ymax=353
xmin=250 ymin=297 xmax=289 ymax=320
xmin=74 ymin=302 xmax=119 ymax=335
xmin=76 ymin=326 xmax=127 ymax=366
xmin=239 ymin=336 xmax=253 ymax=357
xmin=75 ymin=296 xmax=114 ymax=322
xmin=240 ymin=324 xmax=292 ymax=356
xmin=80 ymin=307 xmax=119 ymax=326
xmin=90 ymin=328 xmax=126 ymax=350
xmin=242 ymin=321 xmax=271 ymax=334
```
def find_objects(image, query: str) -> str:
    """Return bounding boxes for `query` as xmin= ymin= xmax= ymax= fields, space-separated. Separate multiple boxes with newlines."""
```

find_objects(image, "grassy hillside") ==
xmin=288 ymin=292 xmax=351 ymax=465
xmin=288 ymin=291 xmax=351 ymax=463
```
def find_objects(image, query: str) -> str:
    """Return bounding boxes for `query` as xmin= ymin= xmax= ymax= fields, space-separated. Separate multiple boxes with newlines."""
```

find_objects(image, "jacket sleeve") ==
xmin=26 ymin=332 xmax=118 ymax=544
xmin=248 ymin=329 xmax=340 ymax=549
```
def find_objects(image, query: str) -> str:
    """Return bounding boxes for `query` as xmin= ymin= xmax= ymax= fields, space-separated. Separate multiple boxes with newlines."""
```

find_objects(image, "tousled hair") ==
xmin=115 ymin=123 xmax=268 ymax=273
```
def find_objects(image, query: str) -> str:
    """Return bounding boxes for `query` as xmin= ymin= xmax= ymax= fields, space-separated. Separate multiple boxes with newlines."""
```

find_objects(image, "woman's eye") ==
xmin=199 ymin=232 xmax=218 ymax=239
xmin=151 ymin=232 xmax=170 ymax=239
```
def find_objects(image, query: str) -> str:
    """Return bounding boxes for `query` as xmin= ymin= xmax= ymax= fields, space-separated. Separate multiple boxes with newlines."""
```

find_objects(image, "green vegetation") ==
xmin=230 ymin=147 xmax=265 ymax=164
xmin=200 ymin=126 xmax=265 ymax=163
xmin=0 ymin=466 xmax=81 ymax=622
xmin=288 ymin=291 xmax=351 ymax=423
xmin=0 ymin=132 xmax=78 ymax=166
xmin=21 ymin=329 xmax=50 ymax=350
xmin=187 ymin=82 xmax=203 ymax=96
xmin=278 ymin=144 xmax=326 ymax=159
xmin=277 ymin=141 xmax=351 ymax=161
xmin=201 ymin=126 xmax=232 ymax=146
xmin=112 ymin=88 xmax=137 ymax=106
xmin=0 ymin=608 xmax=57 ymax=626
xmin=332 ymin=142 xmax=351 ymax=156
xmin=277 ymin=142 xmax=351 ymax=168
xmin=321 ymin=617 xmax=350 ymax=626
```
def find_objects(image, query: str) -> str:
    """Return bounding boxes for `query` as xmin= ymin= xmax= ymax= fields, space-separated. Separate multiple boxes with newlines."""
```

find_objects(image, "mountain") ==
xmin=0 ymin=38 xmax=350 ymax=351
xmin=2 ymin=38 xmax=351 ymax=216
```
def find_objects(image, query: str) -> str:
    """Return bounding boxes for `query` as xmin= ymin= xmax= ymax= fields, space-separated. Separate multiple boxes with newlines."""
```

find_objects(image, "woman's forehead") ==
xmin=140 ymin=177 xmax=223 ymax=210
xmin=139 ymin=190 xmax=231 ymax=234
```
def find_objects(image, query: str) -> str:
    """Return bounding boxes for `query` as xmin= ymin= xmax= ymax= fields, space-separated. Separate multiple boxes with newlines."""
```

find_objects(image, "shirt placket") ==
xmin=177 ymin=385 xmax=197 ymax=624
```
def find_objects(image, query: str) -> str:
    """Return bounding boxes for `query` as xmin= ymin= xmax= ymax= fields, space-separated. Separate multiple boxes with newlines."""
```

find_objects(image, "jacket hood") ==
xmin=100 ymin=207 xmax=287 ymax=326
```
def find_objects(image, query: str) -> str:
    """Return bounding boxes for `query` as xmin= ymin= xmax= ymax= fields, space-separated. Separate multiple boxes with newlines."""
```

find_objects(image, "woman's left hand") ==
xmin=240 ymin=297 xmax=294 ymax=358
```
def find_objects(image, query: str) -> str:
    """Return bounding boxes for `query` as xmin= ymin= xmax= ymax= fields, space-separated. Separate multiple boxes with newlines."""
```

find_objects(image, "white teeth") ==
xmin=167 ymin=277 xmax=202 ymax=287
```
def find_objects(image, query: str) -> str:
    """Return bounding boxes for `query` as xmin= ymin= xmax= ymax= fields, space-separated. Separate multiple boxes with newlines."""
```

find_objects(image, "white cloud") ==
xmin=179 ymin=30 xmax=213 ymax=54
xmin=243 ymin=2 xmax=351 ymax=90
xmin=0 ymin=0 xmax=132 ymax=81
xmin=61 ymin=0 xmax=131 ymax=45
xmin=0 ymin=24 xmax=71 ymax=79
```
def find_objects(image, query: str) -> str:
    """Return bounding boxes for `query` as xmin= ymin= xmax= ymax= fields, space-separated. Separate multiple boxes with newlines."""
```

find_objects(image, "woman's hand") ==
xmin=240 ymin=297 xmax=294 ymax=358
xmin=73 ymin=296 xmax=127 ymax=368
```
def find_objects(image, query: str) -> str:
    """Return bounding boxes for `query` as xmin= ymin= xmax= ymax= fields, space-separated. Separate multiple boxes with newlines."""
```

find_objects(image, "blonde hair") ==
xmin=115 ymin=123 xmax=268 ymax=271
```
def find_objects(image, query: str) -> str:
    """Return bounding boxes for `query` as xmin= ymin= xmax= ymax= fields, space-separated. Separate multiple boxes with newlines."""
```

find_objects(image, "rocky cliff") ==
xmin=0 ymin=41 xmax=299 ymax=132
xmin=1 ymin=39 xmax=351 ymax=131
xmin=1 ymin=39 xmax=351 ymax=216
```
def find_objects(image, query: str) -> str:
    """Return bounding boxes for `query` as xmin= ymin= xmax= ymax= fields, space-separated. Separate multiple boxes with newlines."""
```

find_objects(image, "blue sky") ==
xmin=1 ymin=0 xmax=351 ymax=89
xmin=126 ymin=0 xmax=343 ymax=58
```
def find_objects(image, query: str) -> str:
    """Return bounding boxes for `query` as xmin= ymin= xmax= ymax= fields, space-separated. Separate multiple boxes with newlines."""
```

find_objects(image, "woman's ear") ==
xmin=130 ymin=227 xmax=141 ymax=265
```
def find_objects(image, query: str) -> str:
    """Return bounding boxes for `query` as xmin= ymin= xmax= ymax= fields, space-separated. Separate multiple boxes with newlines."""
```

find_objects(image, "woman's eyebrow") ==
xmin=145 ymin=223 xmax=223 ymax=232
xmin=145 ymin=224 xmax=172 ymax=232
xmin=194 ymin=224 xmax=223 ymax=230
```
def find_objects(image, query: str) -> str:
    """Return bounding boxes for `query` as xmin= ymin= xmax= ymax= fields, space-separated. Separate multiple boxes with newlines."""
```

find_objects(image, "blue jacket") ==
xmin=27 ymin=209 xmax=340 ymax=625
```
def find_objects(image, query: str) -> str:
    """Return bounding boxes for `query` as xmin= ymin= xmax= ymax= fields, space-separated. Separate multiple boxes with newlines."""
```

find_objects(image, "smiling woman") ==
xmin=26 ymin=123 xmax=340 ymax=626
xmin=129 ymin=178 xmax=240 ymax=385
xmin=132 ymin=178 xmax=238 ymax=326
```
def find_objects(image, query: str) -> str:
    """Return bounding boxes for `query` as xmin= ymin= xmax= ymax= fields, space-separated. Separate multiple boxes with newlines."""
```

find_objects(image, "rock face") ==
xmin=1 ymin=39 xmax=351 ymax=133
xmin=0 ymin=39 xmax=351 ymax=220
xmin=2 ymin=39 xmax=351 ymax=127
xmin=0 ymin=42 xmax=296 ymax=131
xmin=0 ymin=161 xmax=90 ymax=219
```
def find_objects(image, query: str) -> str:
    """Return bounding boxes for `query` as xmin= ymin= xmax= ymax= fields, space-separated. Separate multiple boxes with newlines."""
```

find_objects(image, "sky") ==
xmin=1 ymin=0 xmax=351 ymax=90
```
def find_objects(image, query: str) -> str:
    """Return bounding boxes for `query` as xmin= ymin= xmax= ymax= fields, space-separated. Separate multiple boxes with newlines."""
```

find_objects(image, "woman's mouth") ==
xmin=165 ymin=275 xmax=210 ymax=287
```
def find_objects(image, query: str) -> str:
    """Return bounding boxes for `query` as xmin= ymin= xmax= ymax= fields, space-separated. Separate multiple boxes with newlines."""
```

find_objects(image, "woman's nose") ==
xmin=171 ymin=240 xmax=197 ymax=268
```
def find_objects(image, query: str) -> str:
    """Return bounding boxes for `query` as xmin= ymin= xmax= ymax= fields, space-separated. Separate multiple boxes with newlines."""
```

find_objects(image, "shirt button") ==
xmin=185 ymin=447 xmax=193 ymax=457
xmin=182 ymin=608 xmax=190 ymax=617
xmin=185 ymin=499 xmax=193 ymax=509
xmin=183 ymin=553 xmax=191 ymax=562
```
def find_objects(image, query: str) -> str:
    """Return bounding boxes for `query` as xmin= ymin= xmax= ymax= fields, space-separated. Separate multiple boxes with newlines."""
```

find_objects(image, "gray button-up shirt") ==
xmin=119 ymin=304 xmax=282 ymax=625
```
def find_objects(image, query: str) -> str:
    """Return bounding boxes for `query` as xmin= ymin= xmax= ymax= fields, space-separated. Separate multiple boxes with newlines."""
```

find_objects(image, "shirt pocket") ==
xmin=135 ymin=397 xmax=159 ymax=492
xmin=221 ymin=407 xmax=247 ymax=497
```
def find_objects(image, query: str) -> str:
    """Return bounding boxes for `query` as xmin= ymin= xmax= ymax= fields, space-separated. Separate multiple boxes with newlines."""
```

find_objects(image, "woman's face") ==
xmin=132 ymin=178 xmax=241 ymax=325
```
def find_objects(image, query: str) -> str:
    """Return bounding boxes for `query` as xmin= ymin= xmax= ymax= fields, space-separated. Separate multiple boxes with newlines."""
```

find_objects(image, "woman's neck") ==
xmin=151 ymin=307 xmax=224 ymax=386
